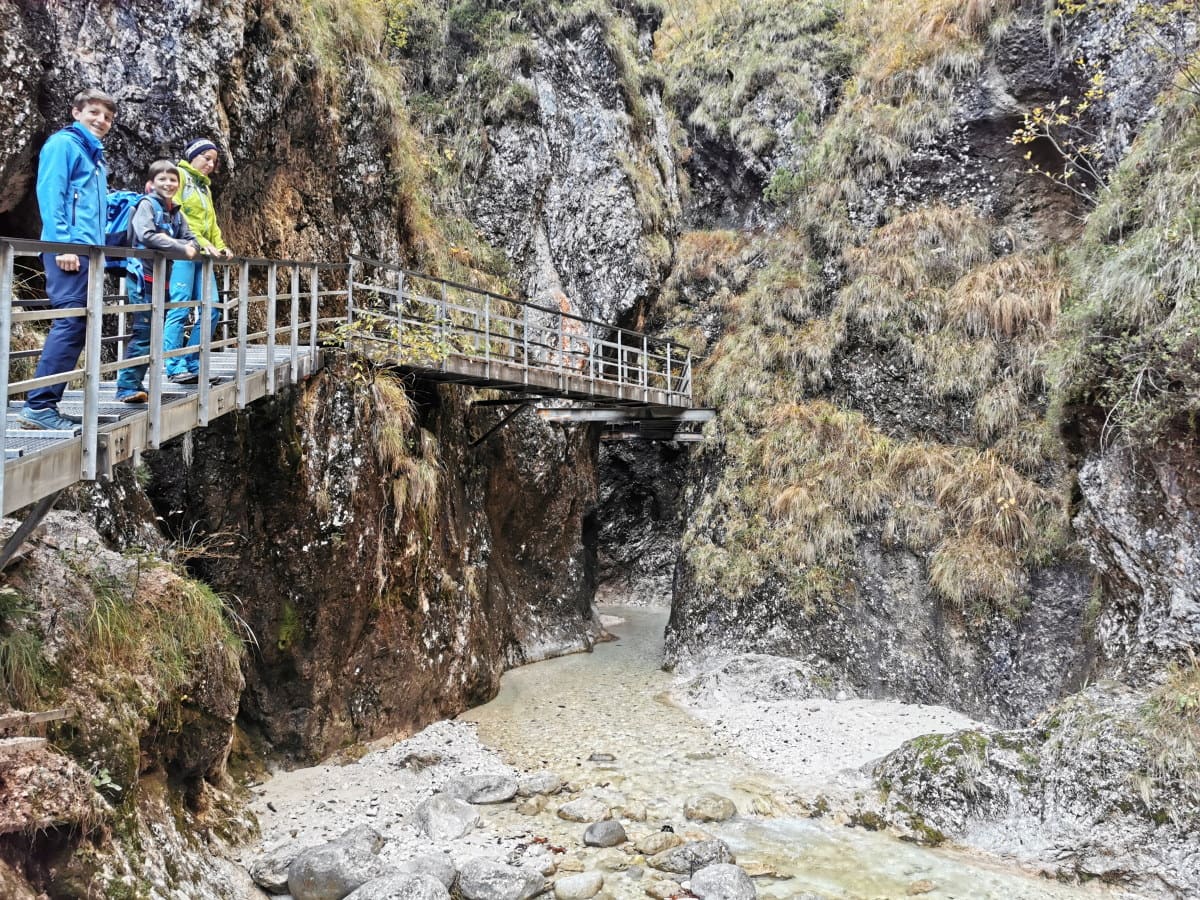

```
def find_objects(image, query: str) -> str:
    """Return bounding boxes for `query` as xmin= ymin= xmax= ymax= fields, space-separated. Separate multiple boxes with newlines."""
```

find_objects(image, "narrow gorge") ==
xmin=1 ymin=1 xmax=1198 ymax=899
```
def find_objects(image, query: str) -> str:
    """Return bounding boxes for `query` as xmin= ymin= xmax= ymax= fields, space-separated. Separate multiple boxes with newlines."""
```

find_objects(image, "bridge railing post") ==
xmin=235 ymin=260 xmax=249 ymax=410
xmin=439 ymin=283 xmax=449 ymax=372
xmin=81 ymin=248 xmax=105 ymax=480
xmin=148 ymin=254 xmax=167 ymax=449
xmin=666 ymin=342 xmax=673 ymax=398
xmin=289 ymin=265 xmax=300 ymax=382
xmin=617 ymin=330 xmax=624 ymax=395
xmin=641 ymin=334 xmax=649 ymax=402
xmin=198 ymin=256 xmax=216 ymax=425
xmin=0 ymin=241 xmax=13 ymax=506
xmin=395 ymin=272 xmax=406 ymax=358
xmin=346 ymin=256 xmax=356 ymax=325
xmin=309 ymin=265 xmax=319 ymax=356
xmin=266 ymin=262 xmax=278 ymax=395
xmin=484 ymin=292 xmax=491 ymax=376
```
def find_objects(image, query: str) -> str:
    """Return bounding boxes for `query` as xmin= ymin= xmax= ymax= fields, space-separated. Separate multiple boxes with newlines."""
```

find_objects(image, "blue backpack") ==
xmin=104 ymin=190 xmax=146 ymax=272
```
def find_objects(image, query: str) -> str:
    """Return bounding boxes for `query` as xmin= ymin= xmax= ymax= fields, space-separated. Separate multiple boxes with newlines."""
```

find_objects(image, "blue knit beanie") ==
xmin=184 ymin=138 xmax=218 ymax=162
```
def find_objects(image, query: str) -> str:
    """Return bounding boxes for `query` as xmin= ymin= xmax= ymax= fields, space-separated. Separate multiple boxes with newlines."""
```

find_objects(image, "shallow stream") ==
xmin=460 ymin=606 xmax=1112 ymax=900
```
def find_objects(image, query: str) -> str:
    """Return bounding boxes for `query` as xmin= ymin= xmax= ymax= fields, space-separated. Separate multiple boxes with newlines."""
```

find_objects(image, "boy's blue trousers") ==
xmin=26 ymin=254 xmax=90 ymax=411
xmin=117 ymin=274 xmax=152 ymax=392
xmin=164 ymin=260 xmax=221 ymax=376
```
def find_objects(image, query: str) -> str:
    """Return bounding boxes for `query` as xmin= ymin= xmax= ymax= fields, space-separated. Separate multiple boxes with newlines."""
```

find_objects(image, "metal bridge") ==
xmin=1 ymin=237 xmax=710 ymax=524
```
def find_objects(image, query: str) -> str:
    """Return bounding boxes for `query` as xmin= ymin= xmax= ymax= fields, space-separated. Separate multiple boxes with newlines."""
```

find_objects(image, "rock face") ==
xmin=1076 ymin=445 xmax=1200 ymax=673
xmin=468 ymin=13 xmax=679 ymax=327
xmin=872 ymin=683 xmax=1200 ymax=898
xmin=144 ymin=367 xmax=600 ymax=759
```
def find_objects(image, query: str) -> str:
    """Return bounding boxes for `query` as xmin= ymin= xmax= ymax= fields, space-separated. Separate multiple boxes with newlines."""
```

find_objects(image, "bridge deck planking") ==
xmin=2 ymin=346 xmax=321 ymax=516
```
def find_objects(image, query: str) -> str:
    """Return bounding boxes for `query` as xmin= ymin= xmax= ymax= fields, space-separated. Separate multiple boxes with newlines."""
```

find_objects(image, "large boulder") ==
xmin=689 ymin=864 xmax=756 ymax=900
xmin=517 ymin=770 xmax=564 ymax=796
xmin=683 ymin=793 xmax=737 ymax=823
xmin=414 ymin=793 xmax=480 ymax=840
xmin=457 ymin=858 xmax=544 ymax=900
xmin=394 ymin=854 xmax=456 ymax=889
xmin=250 ymin=841 xmax=309 ymax=894
xmin=445 ymin=773 xmax=519 ymax=804
xmin=288 ymin=825 xmax=388 ymax=900
xmin=647 ymin=840 xmax=735 ymax=876
xmin=345 ymin=874 xmax=450 ymax=900
xmin=582 ymin=819 xmax=626 ymax=848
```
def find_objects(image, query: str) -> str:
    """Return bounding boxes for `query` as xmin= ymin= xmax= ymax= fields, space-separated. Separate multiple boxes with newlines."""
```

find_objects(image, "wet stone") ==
xmin=645 ymin=880 xmax=683 ymax=900
xmin=635 ymin=832 xmax=683 ymax=856
xmin=553 ymin=871 xmax=605 ymax=900
xmin=683 ymin=793 xmax=737 ymax=823
xmin=457 ymin=858 xmax=544 ymax=900
xmin=345 ymin=874 xmax=450 ymax=900
xmin=395 ymin=854 xmax=457 ymax=889
xmin=414 ymin=793 xmax=480 ymax=840
xmin=647 ymin=840 xmax=736 ymax=877
xmin=583 ymin=819 xmax=627 ymax=847
xmin=518 ymin=770 xmax=564 ymax=796
xmin=689 ymin=864 xmax=756 ymax=900
xmin=288 ymin=825 xmax=387 ymax=900
xmin=588 ymin=752 xmax=616 ymax=763
xmin=557 ymin=796 xmax=611 ymax=822
xmin=446 ymin=773 xmax=519 ymax=804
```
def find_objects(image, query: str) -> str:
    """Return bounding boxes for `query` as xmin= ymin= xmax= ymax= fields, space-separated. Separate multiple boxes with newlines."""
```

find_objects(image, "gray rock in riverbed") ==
xmin=553 ymin=871 xmax=604 ymax=899
xmin=457 ymin=858 xmax=544 ymax=900
xmin=557 ymin=796 xmax=611 ymax=822
xmin=683 ymin=793 xmax=737 ymax=822
xmin=518 ymin=770 xmax=563 ymax=796
xmin=394 ymin=854 xmax=456 ymax=888
xmin=445 ymin=773 xmax=519 ymax=804
xmin=250 ymin=840 xmax=308 ymax=894
xmin=648 ymin=839 xmax=736 ymax=876
xmin=583 ymin=819 xmax=627 ymax=847
xmin=345 ymin=874 xmax=450 ymax=900
xmin=414 ymin=793 xmax=480 ymax=840
xmin=689 ymin=863 xmax=757 ymax=900
xmin=288 ymin=825 xmax=388 ymax=900
xmin=635 ymin=832 xmax=683 ymax=855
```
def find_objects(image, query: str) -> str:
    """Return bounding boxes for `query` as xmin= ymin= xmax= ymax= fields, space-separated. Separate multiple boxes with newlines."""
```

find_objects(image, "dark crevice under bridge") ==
xmin=0 ymin=239 xmax=712 ymax=531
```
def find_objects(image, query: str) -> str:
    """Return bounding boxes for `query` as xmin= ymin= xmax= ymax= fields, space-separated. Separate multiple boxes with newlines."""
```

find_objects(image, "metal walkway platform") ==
xmin=1 ymin=238 xmax=706 ymax=519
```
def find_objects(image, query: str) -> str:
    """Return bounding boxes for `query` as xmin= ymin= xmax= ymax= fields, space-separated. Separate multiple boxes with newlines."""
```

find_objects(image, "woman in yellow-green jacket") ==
xmin=164 ymin=138 xmax=233 ymax=383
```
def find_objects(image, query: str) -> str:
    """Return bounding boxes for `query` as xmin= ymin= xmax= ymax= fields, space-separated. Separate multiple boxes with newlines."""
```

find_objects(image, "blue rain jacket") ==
xmin=36 ymin=122 xmax=108 ymax=246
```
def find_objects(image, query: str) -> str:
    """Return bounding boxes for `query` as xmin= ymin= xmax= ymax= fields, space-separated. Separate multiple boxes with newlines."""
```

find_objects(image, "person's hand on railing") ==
xmin=54 ymin=253 xmax=81 ymax=272
xmin=183 ymin=244 xmax=198 ymax=260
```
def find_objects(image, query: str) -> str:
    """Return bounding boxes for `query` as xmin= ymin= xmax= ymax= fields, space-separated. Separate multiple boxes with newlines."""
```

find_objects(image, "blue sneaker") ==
xmin=116 ymin=388 xmax=149 ymax=404
xmin=19 ymin=406 xmax=82 ymax=432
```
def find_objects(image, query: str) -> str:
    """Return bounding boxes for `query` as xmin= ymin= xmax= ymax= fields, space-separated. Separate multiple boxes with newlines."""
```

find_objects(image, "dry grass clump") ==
xmin=685 ymin=396 xmax=1066 ymax=618
xmin=1058 ymin=89 xmax=1200 ymax=441
xmin=948 ymin=253 xmax=1065 ymax=339
xmin=370 ymin=374 xmax=440 ymax=531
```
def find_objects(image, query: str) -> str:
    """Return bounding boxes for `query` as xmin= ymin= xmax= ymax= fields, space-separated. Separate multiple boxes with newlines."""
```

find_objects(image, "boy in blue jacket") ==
xmin=116 ymin=160 xmax=199 ymax=403
xmin=21 ymin=88 xmax=116 ymax=431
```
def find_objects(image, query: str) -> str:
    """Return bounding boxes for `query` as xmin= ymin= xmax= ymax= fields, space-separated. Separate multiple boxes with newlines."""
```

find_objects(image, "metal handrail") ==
xmin=2 ymin=236 xmax=699 ymax=515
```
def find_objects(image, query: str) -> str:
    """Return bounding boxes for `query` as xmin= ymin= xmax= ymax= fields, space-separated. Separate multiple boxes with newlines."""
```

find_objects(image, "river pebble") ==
xmin=683 ymin=793 xmax=737 ymax=823
xmin=554 ymin=871 xmax=605 ymax=900
xmin=583 ymin=819 xmax=627 ymax=847
xmin=635 ymin=832 xmax=683 ymax=856
xmin=518 ymin=770 xmax=564 ymax=796
xmin=557 ymin=797 xmax=611 ymax=822
xmin=688 ymin=863 xmax=756 ymax=900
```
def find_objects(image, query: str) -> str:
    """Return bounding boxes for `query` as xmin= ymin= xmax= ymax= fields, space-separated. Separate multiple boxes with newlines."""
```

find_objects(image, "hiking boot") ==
xmin=168 ymin=371 xmax=199 ymax=385
xmin=116 ymin=388 xmax=149 ymax=404
xmin=208 ymin=374 xmax=227 ymax=386
xmin=19 ymin=406 xmax=82 ymax=432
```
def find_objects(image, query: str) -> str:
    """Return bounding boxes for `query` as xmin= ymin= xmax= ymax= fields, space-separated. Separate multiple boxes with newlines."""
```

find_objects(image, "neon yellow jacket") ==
xmin=174 ymin=159 xmax=227 ymax=252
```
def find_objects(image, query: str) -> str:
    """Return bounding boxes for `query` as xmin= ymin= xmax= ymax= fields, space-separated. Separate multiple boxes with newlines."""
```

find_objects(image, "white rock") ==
xmin=554 ymin=871 xmax=604 ymax=900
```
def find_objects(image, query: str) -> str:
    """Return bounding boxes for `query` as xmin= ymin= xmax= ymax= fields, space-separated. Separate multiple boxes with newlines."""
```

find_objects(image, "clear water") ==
xmin=460 ymin=606 xmax=1114 ymax=899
